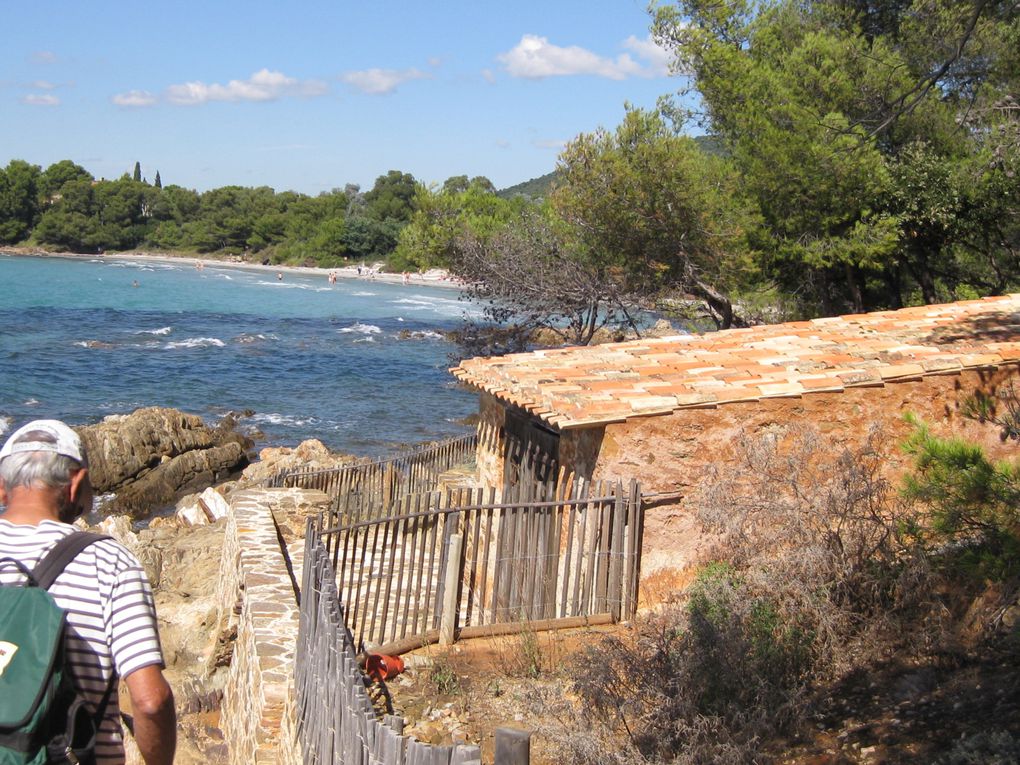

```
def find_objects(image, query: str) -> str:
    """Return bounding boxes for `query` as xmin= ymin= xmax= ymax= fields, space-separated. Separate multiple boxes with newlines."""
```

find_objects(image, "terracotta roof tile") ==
xmin=449 ymin=295 xmax=1020 ymax=429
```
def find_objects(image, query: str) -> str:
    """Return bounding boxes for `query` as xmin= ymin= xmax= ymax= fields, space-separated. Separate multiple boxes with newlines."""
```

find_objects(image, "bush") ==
xmin=902 ymin=415 xmax=1020 ymax=579
xmin=935 ymin=730 xmax=1020 ymax=764
xmin=560 ymin=426 xmax=938 ymax=765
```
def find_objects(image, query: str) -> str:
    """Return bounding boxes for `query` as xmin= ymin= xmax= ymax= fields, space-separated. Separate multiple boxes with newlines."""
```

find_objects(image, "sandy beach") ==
xmin=0 ymin=247 xmax=463 ymax=291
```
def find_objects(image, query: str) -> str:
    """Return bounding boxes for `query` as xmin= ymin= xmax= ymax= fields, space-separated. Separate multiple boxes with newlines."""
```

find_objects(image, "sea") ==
xmin=0 ymin=253 xmax=481 ymax=456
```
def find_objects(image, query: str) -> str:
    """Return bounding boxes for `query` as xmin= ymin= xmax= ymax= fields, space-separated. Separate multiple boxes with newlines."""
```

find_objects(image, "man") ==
xmin=0 ymin=420 xmax=176 ymax=765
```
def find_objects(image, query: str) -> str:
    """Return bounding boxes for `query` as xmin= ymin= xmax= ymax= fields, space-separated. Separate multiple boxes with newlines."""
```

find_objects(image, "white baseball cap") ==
xmin=0 ymin=419 xmax=86 ymax=465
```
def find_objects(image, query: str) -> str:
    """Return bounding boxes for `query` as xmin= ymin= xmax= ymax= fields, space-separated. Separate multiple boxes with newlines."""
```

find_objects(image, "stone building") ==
xmin=451 ymin=295 xmax=1020 ymax=580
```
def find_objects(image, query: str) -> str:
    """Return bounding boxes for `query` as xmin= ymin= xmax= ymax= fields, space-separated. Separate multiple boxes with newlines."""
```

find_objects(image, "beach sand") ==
xmin=1 ymin=247 xmax=462 ymax=290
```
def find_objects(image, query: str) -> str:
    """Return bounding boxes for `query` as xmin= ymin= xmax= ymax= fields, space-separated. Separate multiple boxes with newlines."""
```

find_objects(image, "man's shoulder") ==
xmin=0 ymin=519 xmax=144 ymax=572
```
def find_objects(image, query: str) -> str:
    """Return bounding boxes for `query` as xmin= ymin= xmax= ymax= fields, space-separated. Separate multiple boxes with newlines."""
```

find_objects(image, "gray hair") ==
xmin=0 ymin=429 xmax=83 ymax=491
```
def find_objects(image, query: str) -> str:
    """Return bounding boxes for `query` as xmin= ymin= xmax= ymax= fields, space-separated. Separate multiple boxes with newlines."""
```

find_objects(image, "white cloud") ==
xmin=22 ymin=93 xmax=59 ymax=106
xmin=498 ymin=33 xmax=675 ymax=80
xmin=31 ymin=80 xmax=57 ymax=90
xmin=533 ymin=138 xmax=567 ymax=150
xmin=112 ymin=90 xmax=157 ymax=107
xmin=498 ymin=34 xmax=644 ymax=80
xmin=340 ymin=68 xmax=430 ymax=95
xmin=165 ymin=69 xmax=327 ymax=105
xmin=622 ymin=34 xmax=673 ymax=76
xmin=30 ymin=51 xmax=57 ymax=64
xmin=481 ymin=68 xmax=496 ymax=84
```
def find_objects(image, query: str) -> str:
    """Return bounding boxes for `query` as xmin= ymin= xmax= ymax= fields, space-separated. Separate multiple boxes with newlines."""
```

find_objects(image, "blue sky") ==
xmin=1 ymin=1 xmax=685 ymax=195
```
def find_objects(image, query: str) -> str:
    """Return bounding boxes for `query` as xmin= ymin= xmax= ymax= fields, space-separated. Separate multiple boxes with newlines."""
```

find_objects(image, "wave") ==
xmin=73 ymin=340 xmax=116 ymax=349
xmin=249 ymin=412 xmax=317 ymax=427
xmin=134 ymin=326 xmax=173 ymax=336
xmin=402 ymin=330 xmax=444 ymax=340
xmin=23 ymin=398 xmax=40 ymax=406
xmin=235 ymin=333 xmax=277 ymax=344
xmin=255 ymin=280 xmax=331 ymax=292
xmin=338 ymin=323 xmax=382 ymax=335
xmin=164 ymin=337 xmax=226 ymax=349
xmin=0 ymin=415 xmax=11 ymax=437
xmin=392 ymin=294 xmax=476 ymax=318
xmin=354 ymin=337 xmax=376 ymax=344
xmin=351 ymin=291 xmax=376 ymax=297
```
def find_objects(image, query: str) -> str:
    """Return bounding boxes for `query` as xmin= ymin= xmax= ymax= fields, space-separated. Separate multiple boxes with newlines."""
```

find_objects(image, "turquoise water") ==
xmin=0 ymin=254 xmax=480 ymax=455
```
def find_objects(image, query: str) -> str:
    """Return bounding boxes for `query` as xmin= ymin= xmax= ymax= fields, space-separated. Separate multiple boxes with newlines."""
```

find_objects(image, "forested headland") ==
xmin=1 ymin=0 xmax=1017 ymax=346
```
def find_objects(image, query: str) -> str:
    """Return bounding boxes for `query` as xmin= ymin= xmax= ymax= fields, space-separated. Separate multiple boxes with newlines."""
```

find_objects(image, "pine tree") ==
xmin=133 ymin=161 xmax=141 ymax=183
xmin=154 ymin=170 xmax=162 ymax=189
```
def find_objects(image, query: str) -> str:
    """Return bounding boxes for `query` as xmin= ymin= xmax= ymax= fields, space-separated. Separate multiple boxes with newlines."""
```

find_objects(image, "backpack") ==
xmin=0 ymin=532 xmax=115 ymax=765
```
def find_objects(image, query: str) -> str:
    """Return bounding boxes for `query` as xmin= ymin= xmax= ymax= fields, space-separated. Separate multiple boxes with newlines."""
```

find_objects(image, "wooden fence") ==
xmin=269 ymin=433 xmax=478 ymax=516
xmin=296 ymin=528 xmax=483 ymax=765
xmin=316 ymin=477 xmax=643 ymax=653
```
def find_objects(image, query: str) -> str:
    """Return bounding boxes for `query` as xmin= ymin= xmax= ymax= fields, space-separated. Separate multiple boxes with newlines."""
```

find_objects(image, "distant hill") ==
xmin=497 ymin=171 xmax=558 ymax=201
xmin=692 ymin=134 xmax=727 ymax=157
xmin=497 ymin=136 xmax=725 ymax=200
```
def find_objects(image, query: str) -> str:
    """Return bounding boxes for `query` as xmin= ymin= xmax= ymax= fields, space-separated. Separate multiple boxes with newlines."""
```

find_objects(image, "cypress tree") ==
xmin=133 ymin=161 xmax=141 ymax=183
xmin=154 ymin=170 xmax=162 ymax=189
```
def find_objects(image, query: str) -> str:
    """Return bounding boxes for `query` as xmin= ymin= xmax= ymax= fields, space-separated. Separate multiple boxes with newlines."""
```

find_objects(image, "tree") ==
xmin=364 ymin=170 xmax=418 ymax=223
xmin=133 ymin=161 xmax=142 ymax=183
xmin=0 ymin=160 xmax=41 ymax=244
xmin=154 ymin=171 xmax=162 ymax=189
xmin=552 ymin=108 xmax=762 ymax=328
xmin=652 ymin=0 xmax=1020 ymax=314
xmin=448 ymin=209 xmax=647 ymax=353
xmin=38 ymin=160 xmax=92 ymax=201
xmin=394 ymin=177 xmax=527 ymax=271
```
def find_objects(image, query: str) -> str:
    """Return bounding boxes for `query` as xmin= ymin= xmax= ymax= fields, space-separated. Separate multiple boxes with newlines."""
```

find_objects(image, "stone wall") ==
xmin=575 ymin=366 xmax=1020 ymax=580
xmin=216 ymin=488 xmax=305 ymax=765
xmin=476 ymin=393 xmax=508 ymax=491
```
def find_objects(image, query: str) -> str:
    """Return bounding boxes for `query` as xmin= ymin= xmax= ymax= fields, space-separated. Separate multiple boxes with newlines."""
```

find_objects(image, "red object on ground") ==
xmin=365 ymin=653 xmax=405 ymax=682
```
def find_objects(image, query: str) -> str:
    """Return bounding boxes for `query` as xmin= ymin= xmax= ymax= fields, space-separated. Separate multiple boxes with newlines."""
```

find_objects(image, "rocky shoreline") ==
xmin=71 ymin=412 xmax=357 ymax=764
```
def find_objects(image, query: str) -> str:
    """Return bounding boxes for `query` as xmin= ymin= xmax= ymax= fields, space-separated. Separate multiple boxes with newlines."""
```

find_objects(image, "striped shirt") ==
xmin=0 ymin=519 xmax=165 ymax=764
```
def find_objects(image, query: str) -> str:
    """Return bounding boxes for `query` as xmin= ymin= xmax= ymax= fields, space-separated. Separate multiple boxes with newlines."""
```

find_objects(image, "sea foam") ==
xmin=164 ymin=337 xmax=226 ymax=349
xmin=338 ymin=323 xmax=382 ymax=335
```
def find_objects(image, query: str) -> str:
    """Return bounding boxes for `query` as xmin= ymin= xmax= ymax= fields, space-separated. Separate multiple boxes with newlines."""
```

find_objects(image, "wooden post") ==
xmin=440 ymin=532 xmax=463 ymax=645
xmin=494 ymin=728 xmax=531 ymax=765
xmin=451 ymin=744 xmax=482 ymax=764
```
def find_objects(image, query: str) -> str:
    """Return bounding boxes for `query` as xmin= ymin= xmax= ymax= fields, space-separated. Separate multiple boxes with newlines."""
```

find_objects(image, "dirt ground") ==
xmin=378 ymin=625 xmax=622 ymax=764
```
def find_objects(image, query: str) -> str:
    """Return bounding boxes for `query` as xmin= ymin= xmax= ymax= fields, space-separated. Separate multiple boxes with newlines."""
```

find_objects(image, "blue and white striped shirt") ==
xmin=0 ymin=518 xmax=165 ymax=764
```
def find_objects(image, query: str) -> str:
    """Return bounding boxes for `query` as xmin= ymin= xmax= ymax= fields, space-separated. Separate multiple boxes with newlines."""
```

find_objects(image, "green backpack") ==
xmin=0 ymin=532 xmax=114 ymax=765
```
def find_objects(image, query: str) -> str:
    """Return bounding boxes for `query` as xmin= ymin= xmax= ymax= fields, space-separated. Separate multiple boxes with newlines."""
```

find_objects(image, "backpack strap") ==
xmin=31 ymin=531 xmax=119 ymax=731
xmin=30 ymin=531 xmax=112 ymax=591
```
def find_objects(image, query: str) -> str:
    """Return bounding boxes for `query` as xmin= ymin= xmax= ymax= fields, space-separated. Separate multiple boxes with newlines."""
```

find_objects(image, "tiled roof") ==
xmin=450 ymin=295 xmax=1020 ymax=430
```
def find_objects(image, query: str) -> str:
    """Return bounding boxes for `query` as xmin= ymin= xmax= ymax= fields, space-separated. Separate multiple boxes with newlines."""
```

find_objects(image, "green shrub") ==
xmin=902 ymin=415 xmax=1020 ymax=579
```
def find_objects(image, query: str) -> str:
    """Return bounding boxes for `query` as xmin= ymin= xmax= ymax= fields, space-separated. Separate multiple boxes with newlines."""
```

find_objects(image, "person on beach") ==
xmin=0 ymin=420 xmax=176 ymax=765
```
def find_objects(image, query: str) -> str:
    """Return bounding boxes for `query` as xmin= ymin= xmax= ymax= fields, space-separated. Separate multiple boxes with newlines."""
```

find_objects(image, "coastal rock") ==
xmin=175 ymin=487 xmax=232 ymax=527
xmin=77 ymin=407 xmax=252 ymax=518
xmin=234 ymin=438 xmax=355 ymax=485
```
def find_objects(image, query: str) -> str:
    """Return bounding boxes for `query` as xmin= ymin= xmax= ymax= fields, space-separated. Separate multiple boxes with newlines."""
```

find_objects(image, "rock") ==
xmin=95 ymin=514 xmax=139 ymax=550
xmin=234 ymin=439 xmax=354 ymax=485
xmin=176 ymin=487 xmax=231 ymax=527
xmin=77 ymin=407 xmax=252 ymax=519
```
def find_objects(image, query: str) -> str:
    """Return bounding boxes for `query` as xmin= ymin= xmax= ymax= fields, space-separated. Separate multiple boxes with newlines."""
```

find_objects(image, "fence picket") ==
xmin=295 ymin=436 xmax=643 ymax=765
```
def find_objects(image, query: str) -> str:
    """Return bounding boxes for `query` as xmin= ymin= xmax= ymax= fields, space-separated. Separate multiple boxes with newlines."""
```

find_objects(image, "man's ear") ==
xmin=68 ymin=468 xmax=89 ymax=505
xmin=0 ymin=479 xmax=7 ymax=506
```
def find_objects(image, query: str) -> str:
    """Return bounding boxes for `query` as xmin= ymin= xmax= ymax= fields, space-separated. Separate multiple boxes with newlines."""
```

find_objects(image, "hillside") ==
xmin=496 ymin=135 xmax=724 ymax=202
xmin=497 ymin=171 xmax=558 ymax=201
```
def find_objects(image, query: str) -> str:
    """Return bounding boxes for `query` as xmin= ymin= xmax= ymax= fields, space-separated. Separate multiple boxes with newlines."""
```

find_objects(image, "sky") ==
xmin=1 ymin=1 xmax=687 ymax=196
